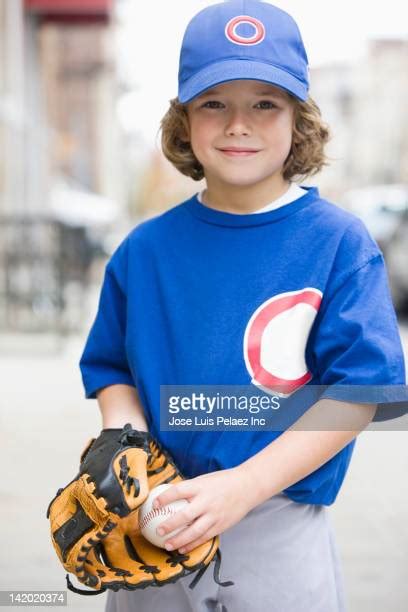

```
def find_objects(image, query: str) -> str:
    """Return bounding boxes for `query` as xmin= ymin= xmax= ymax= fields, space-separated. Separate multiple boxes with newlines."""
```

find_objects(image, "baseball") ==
xmin=138 ymin=483 xmax=190 ymax=548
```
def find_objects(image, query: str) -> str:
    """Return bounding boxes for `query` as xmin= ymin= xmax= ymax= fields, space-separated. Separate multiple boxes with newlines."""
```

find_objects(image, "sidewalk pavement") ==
xmin=0 ymin=312 xmax=407 ymax=612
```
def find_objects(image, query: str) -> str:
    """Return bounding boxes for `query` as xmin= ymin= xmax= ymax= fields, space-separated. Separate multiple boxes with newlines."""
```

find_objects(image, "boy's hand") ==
xmin=150 ymin=466 xmax=255 ymax=554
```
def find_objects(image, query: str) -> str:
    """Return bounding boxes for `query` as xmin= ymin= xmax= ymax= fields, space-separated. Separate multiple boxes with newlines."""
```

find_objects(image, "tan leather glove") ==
xmin=47 ymin=424 xmax=233 ymax=595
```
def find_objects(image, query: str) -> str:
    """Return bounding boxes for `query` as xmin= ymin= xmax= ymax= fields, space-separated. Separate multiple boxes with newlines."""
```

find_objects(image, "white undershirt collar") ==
xmin=196 ymin=182 xmax=307 ymax=214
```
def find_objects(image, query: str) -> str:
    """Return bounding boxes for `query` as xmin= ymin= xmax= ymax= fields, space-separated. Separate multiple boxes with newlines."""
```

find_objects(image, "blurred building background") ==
xmin=0 ymin=0 xmax=121 ymax=338
xmin=310 ymin=39 xmax=408 ymax=311
xmin=0 ymin=0 xmax=119 ymax=212
xmin=312 ymin=39 xmax=408 ymax=196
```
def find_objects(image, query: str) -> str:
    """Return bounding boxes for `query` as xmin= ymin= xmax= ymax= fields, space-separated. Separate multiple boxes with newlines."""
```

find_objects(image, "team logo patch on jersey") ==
xmin=243 ymin=288 xmax=322 ymax=397
xmin=225 ymin=15 xmax=266 ymax=46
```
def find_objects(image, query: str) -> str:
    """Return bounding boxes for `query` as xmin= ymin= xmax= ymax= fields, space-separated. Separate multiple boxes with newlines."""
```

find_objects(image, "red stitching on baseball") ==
xmin=139 ymin=506 xmax=174 ymax=531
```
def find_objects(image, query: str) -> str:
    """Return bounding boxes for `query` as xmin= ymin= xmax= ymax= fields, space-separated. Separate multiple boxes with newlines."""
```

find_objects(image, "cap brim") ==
xmin=178 ymin=59 xmax=308 ymax=103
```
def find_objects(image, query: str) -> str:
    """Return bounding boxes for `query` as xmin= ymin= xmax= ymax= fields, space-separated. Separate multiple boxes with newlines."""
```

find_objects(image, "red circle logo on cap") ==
xmin=243 ymin=288 xmax=322 ymax=396
xmin=225 ymin=15 xmax=266 ymax=46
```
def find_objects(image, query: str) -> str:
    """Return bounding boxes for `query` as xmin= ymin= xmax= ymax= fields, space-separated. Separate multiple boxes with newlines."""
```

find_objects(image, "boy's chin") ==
xmin=206 ymin=174 xmax=278 ymax=189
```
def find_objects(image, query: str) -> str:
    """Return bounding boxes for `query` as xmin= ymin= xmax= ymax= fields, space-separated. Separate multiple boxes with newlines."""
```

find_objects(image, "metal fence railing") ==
xmin=0 ymin=215 xmax=95 ymax=338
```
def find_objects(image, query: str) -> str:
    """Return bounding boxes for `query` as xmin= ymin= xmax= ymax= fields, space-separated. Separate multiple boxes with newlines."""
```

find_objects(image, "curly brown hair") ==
xmin=160 ymin=94 xmax=331 ymax=183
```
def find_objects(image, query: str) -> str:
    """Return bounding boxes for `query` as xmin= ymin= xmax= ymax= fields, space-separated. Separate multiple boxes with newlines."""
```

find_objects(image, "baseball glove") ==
xmin=47 ymin=423 xmax=233 ymax=595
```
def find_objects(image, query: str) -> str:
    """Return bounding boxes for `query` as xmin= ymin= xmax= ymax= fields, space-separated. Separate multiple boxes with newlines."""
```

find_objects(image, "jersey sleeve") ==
xmin=309 ymin=252 xmax=408 ymax=422
xmin=79 ymin=240 xmax=135 ymax=399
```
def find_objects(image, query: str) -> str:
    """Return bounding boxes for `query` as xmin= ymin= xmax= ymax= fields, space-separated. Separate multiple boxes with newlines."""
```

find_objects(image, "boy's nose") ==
xmin=224 ymin=110 xmax=251 ymax=136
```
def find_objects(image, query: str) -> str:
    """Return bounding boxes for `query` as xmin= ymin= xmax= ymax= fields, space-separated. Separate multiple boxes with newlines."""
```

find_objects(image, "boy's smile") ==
xmin=186 ymin=79 xmax=295 ymax=213
xmin=217 ymin=146 xmax=260 ymax=157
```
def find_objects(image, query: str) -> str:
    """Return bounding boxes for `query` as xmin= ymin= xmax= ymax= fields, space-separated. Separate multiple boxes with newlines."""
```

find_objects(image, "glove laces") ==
xmin=65 ymin=548 xmax=234 ymax=595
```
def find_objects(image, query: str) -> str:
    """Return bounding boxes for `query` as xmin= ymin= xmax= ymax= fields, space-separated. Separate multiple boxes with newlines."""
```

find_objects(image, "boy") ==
xmin=79 ymin=2 xmax=408 ymax=610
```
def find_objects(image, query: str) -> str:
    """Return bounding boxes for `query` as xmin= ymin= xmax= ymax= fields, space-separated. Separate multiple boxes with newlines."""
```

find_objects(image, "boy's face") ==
xmin=186 ymin=79 xmax=295 ymax=192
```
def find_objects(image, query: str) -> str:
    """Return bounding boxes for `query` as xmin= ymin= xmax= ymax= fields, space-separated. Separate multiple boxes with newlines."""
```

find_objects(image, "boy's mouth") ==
xmin=217 ymin=147 xmax=260 ymax=157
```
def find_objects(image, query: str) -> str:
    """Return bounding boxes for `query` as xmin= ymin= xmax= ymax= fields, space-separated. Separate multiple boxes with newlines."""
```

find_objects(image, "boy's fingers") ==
xmin=156 ymin=505 xmax=196 ymax=535
xmin=164 ymin=516 xmax=216 ymax=552
xmin=153 ymin=482 xmax=193 ymax=509
xmin=177 ymin=528 xmax=217 ymax=554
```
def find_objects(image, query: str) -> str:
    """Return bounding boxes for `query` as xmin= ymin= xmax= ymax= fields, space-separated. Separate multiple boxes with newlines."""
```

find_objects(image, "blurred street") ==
xmin=0 ymin=310 xmax=407 ymax=612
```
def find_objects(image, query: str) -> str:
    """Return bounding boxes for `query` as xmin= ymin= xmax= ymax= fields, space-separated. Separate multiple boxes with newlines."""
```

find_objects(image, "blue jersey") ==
xmin=79 ymin=186 xmax=408 ymax=505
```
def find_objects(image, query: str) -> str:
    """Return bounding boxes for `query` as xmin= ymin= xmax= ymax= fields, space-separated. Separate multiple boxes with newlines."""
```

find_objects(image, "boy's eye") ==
xmin=199 ymin=100 xmax=278 ymax=110
xmin=201 ymin=100 xmax=224 ymax=109
xmin=255 ymin=100 xmax=278 ymax=109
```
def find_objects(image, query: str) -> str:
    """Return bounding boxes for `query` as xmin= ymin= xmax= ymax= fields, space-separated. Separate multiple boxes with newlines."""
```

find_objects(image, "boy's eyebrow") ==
xmin=256 ymin=90 xmax=286 ymax=97
xmin=198 ymin=87 xmax=286 ymax=98
xmin=199 ymin=89 xmax=221 ymax=96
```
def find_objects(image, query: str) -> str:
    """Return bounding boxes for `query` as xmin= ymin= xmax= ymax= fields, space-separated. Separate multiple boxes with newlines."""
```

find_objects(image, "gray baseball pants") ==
xmin=105 ymin=492 xmax=347 ymax=612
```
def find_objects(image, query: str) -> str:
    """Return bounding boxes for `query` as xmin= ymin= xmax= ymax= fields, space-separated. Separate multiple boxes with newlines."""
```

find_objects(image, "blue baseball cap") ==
xmin=178 ymin=0 xmax=309 ymax=103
